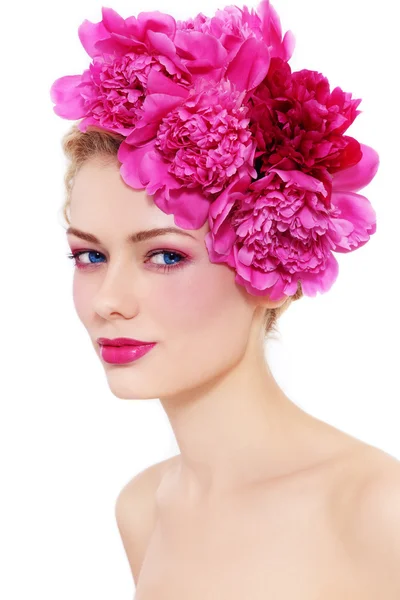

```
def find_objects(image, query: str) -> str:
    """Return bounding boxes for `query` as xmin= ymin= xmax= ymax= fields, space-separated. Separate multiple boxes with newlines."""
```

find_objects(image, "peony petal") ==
xmin=256 ymin=0 xmax=296 ymax=61
xmin=146 ymin=68 xmax=189 ymax=98
xmin=204 ymin=228 xmax=235 ymax=266
xmin=78 ymin=18 xmax=110 ymax=58
xmin=175 ymin=31 xmax=228 ymax=72
xmin=234 ymin=259 xmax=285 ymax=299
xmin=225 ymin=36 xmax=270 ymax=92
xmin=101 ymin=7 xmax=127 ymax=35
xmin=77 ymin=115 xmax=127 ymax=135
xmin=249 ymin=268 xmax=281 ymax=294
xmin=124 ymin=15 xmax=142 ymax=39
xmin=271 ymin=168 xmax=328 ymax=195
xmin=146 ymin=29 xmax=177 ymax=60
xmin=330 ymin=190 xmax=377 ymax=252
xmin=299 ymin=252 xmax=339 ymax=297
xmin=209 ymin=175 xmax=252 ymax=234
xmin=125 ymin=121 xmax=159 ymax=146
xmin=135 ymin=92 xmax=187 ymax=130
xmin=297 ymin=205 xmax=321 ymax=228
xmin=284 ymin=277 xmax=302 ymax=297
xmin=154 ymin=186 xmax=210 ymax=229
xmin=137 ymin=10 xmax=176 ymax=38
xmin=205 ymin=175 xmax=251 ymax=265
xmin=118 ymin=140 xmax=155 ymax=188
xmin=50 ymin=75 xmax=86 ymax=118
xmin=140 ymin=150 xmax=178 ymax=195
xmin=260 ymin=0 xmax=282 ymax=43
xmin=332 ymin=143 xmax=380 ymax=192
xmin=244 ymin=277 xmax=288 ymax=301
xmin=281 ymin=29 xmax=296 ymax=61
xmin=94 ymin=34 xmax=145 ymax=55
xmin=237 ymin=245 xmax=254 ymax=266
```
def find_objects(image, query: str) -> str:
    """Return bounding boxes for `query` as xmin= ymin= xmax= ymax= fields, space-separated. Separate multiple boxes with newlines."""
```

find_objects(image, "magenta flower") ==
xmin=50 ymin=1 xmax=380 ymax=300
xmin=50 ymin=7 xmax=228 ymax=136
xmin=246 ymin=57 xmax=363 ymax=189
xmin=118 ymin=78 xmax=258 ymax=228
xmin=177 ymin=0 xmax=295 ymax=64
xmin=50 ymin=53 xmax=181 ymax=137
xmin=205 ymin=145 xmax=378 ymax=301
xmin=156 ymin=85 xmax=256 ymax=193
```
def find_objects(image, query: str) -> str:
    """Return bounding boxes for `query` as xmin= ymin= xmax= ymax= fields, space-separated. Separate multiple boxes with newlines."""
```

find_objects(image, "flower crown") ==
xmin=50 ymin=0 xmax=379 ymax=302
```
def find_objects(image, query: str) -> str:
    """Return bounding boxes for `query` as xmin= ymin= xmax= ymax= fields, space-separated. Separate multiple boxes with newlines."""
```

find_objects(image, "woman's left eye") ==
xmin=66 ymin=249 xmax=188 ymax=273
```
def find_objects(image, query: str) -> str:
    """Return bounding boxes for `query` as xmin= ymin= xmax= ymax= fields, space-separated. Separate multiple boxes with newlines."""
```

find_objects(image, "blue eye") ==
xmin=66 ymin=249 xmax=188 ymax=273
xmin=148 ymin=250 xmax=185 ymax=269
xmin=66 ymin=251 xmax=105 ymax=268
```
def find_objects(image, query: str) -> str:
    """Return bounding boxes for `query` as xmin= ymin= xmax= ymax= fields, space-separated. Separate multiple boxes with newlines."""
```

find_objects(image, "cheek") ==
xmin=148 ymin=265 xmax=255 ymax=384
xmin=72 ymin=276 xmax=94 ymax=324
xmin=148 ymin=264 xmax=250 ymax=336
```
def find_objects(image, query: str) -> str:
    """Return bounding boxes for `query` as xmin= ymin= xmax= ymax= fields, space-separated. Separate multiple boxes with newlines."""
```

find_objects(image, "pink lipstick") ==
xmin=97 ymin=337 xmax=157 ymax=365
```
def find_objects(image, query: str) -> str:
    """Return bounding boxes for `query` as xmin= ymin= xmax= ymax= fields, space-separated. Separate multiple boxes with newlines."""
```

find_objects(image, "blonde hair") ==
xmin=60 ymin=122 xmax=303 ymax=338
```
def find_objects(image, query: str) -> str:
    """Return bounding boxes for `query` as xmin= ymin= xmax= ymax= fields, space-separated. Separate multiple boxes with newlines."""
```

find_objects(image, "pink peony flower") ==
xmin=50 ymin=53 xmax=183 ymax=137
xmin=155 ymin=79 xmax=257 ymax=193
xmin=204 ymin=150 xmax=378 ymax=301
xmin=177 ymin=0 xmax=295 ymax=64
xmin=245 ymin=57 xmax=363 ymax=192
xmin=118 ymin=78 xmax=258 ymax=228
xmin=50 ymin=7 xmax=228 ymax=136
xmin=50 ymin=0 xmax=380 ymax=301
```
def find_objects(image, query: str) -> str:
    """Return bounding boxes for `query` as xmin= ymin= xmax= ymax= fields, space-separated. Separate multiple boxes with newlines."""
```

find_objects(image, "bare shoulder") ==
xmin=341 ymin=444 xmax=400 ymax=597
xmin=115 ymin=454 xmax=178 ymax=506
xmin=114 ymin=455 xmax=179 ymax=585
xmin=351 ymin=445 xmax=400 ymax=541
xmin=345 ymin=443 xmax=400 ymax=509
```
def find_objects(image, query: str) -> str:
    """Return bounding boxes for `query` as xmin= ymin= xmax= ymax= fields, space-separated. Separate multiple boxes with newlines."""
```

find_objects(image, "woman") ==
xmin=51 ymin=1 xmax=400 ymax=598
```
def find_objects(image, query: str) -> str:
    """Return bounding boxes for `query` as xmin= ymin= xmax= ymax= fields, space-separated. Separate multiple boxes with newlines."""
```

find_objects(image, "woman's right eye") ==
xmin=66 ymin=250 xmax=105 ymax=268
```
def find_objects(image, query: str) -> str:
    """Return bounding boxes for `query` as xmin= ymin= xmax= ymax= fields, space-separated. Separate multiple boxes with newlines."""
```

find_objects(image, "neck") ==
xmin=159 ymin=333 xmax=334 ymax=504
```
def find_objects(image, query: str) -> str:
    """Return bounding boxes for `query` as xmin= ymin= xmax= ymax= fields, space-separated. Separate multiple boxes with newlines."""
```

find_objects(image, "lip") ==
xmin=99 ymin=342 xmax=157 ymax=364
xmin=97 ymin=337 xmax=155 ymax=347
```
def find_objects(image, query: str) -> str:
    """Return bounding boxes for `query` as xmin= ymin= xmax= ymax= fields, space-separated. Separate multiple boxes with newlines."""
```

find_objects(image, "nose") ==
xmin=92 ymin=257 xmax=141 ymax=319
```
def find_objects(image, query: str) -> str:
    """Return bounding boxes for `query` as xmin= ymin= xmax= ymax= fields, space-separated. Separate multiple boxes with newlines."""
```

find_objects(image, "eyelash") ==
xmin=66 ymin=249 xmax=188 ymax=273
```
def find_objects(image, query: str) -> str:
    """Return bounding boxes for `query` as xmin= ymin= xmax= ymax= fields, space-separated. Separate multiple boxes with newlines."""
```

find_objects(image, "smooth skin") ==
xmin=67 ymin=157 xmax=400 ymax=599
xmin=116 ymin=450 xmax=400 ymax=599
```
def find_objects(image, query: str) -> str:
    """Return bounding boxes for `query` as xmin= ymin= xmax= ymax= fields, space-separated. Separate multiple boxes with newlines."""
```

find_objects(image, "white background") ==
xmin=1 ymin=0 xmax=399 ymax=598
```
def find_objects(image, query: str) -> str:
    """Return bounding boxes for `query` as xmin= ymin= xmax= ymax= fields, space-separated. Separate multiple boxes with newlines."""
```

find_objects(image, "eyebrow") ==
xmin=65 ymin=226 xmax=197 ymax=244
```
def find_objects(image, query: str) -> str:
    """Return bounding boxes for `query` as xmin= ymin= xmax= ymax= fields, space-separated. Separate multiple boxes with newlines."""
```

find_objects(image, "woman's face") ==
xmin=67 ymin=157 xmax=267 ymax=400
